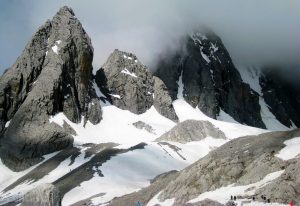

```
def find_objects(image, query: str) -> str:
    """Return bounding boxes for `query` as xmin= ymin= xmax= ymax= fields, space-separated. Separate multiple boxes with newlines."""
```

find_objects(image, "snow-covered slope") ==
xmin=0 ymin=78 xmax=268 ymax=205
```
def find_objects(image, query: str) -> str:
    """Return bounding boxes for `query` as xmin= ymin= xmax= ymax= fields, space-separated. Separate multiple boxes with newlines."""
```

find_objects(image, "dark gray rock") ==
xmin=0 ymin=6 xmax=101 ymax=171
xmin=155 ymin=28 xmax=265 ymax=129
xmin=63 ymin=121 xmax=77 ymax=136
xmin=260 ymin=67 xmax=300 ymax=128
xmin=0 ymin=20 xmax=52 ymax=133
xmin=86 ymin=98 xmax=102 ymax=125
xmin=95 ymin=49 xmax=178 ymax=121
xmin=156 ymin=120 xmax=226 ymax=143
xmin=153 ymin=76 xmax=178 ymax=122
xmin=21 ymin=183 xmax=61 ymax=206
xmin=132 ymin=121 xmax=156 ymax=134
xmin=95 ymin=49 xmax=154 ymax=114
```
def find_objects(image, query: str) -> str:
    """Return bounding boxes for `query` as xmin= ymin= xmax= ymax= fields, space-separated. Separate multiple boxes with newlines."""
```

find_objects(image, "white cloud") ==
xmin=1 ymin=0 xmax=300 ymax=72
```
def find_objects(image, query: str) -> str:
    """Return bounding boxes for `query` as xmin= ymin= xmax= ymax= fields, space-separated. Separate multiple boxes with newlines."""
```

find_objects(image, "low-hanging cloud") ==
xmin=1 ymin=0 xmax=300 ymax=72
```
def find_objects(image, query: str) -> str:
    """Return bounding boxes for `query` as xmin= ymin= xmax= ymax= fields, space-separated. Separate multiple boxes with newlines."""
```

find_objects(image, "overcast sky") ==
xmin=0 ymin=0 xmax=300 ymax=73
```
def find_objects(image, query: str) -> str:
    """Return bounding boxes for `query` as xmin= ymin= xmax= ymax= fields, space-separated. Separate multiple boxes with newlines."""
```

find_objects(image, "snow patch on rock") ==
xmin=189 ymin=170 xmax=285 ymax=205
xmin=276 ymin=136 xmax=300 ymax=160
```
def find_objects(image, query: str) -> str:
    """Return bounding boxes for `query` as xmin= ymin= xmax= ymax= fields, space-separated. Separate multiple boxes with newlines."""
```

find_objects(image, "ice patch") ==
xmin=210 ymin=43 xmax=219 ymax=52
xmin=121 ymin=68 xmax=137 ymax=78
xmin=52 ymin=45 xmax=59 ymax=54
xmin=276 ymin=136 xmax=300 ymax=160
xmin=237 ymin=66 xmax=292 ymax=131
xmin=51 ymin=40 xmax=62 ymax=54
xmin=200 ymin=49 xmax=211 ymax=63
xmin=217 ymin=109 xmax=239 ymax=124
xmin=109 ymin=94 xmax=121 ymax=99
xmin=177 ymin=71 xmax=184 ymax=99
xmin=5 ymin=121 xmax=10 ymax=128
xmin=259 ymin=97 xmax=289 ymax=131
xmin=147 ymin=191 xmax=175 ymax=206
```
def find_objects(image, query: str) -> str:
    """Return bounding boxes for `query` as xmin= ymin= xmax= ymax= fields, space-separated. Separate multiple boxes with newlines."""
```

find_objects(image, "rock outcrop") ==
xmin=153 ymin=76 xmax=178 ymax=122
xmin=155 ymin=28 xmax=265 ymax=128
xmin=95 ymin=49 xmax=153 ymax=114
xmin=21 ymin=183 xmax=61 ymax=206
xmin=113 ymin=129 xmax=300 ymax=205
xmin=260 ymin=67 xmax=300 ymax=128
xmin=157 ymin=129 xmax=300 ymax=205
xmin=132 ymin=121 xmax=156 ymax=134
xmin=0 ymin=6 xmax=102 ymax=171
xmin=255 ymin=158 xmax=300 ymax=203
xmin=156 ymin=120 xmax=226 ymax=143
xmin=95 ymin=49 xmax=178 ymax=121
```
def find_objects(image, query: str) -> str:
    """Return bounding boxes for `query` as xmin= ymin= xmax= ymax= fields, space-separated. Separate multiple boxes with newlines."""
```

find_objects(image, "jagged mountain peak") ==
xmin=94 ymin=49 xmax=178 ymax=121
xmin=155 ymin=28 xmax=265 ymax=128
xmin=101 ymin=49 xmax=147 ymax=78
xmin=0 ymin=6 xmax=101 ymax=171
xmin=56 ymin=5 xmax=75 ymax=16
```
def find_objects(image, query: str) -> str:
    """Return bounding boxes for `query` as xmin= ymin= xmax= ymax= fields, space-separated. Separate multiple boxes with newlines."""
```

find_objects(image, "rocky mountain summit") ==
xmin=0 ymin=6 xmax=101 ymax=171
xmin=155 ymin=29 xmax=265 ymax=128
xmin=95 ymin=49 xmax=178 ymax=121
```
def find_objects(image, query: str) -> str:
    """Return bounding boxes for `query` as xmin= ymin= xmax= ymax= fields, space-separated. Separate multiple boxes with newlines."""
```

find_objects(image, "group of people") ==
xmin=230 ymin=195 xmax=271 ymax=203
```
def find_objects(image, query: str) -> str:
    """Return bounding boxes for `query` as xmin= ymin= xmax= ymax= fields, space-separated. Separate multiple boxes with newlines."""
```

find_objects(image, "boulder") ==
xmin=21 ymin=183 xmax=61 ymax=206
xmin=156 ymin=120 xmax=226 ymax=143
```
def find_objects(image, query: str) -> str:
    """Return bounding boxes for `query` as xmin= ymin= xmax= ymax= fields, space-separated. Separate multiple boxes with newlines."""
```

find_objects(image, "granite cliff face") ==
xmin=94 ymin=49 xmax=178 ymax=121
xmin=260 ymin=67 xmax=300 ymax=128
xmin=0 ymin=6 xmax=102 ymax=171
xmin=155 ymin=29 xmax=266 ymax=128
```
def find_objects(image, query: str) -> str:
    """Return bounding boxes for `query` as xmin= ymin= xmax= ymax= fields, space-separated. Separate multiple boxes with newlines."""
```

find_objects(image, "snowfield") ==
xmin=0 ymin=75 xmax=285 ymax=206
xmin=276 ymin=136 xmax=300 ymax=160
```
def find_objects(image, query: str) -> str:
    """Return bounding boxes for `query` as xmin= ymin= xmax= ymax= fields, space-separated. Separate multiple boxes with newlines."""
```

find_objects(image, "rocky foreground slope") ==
xmin=110 ymin=129 xmax=300 ymax=206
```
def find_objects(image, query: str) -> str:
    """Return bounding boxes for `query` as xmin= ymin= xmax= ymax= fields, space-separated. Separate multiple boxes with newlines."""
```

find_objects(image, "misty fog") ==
xmin=0 ymin=0 xmax=299 ymax=72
